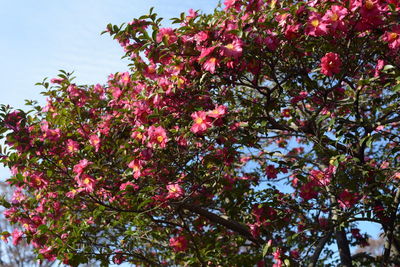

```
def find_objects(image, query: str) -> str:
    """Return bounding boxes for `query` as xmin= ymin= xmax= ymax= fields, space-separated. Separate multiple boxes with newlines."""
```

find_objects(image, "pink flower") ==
xmin=73 ymin=159 xmax=92 ymax=177
xmin=203 ymin=57 xmax=218 ymax=73
xmin=156 ymin=28 xmax=177 ymax=45
xmin=39 ymin=246 xmax=57 ymax=261
xmin=77 ymin=174 xmax=96 ymax=192
xmin=147 ymin=126 xmax=168 ymax=148
xmin=194 ymin=31 xmax=209 ymax=44
xmin=166 ymin=183 xmax=184 ymax=199
xmin=382 ymin=26 xmax=400 ymax=50
xmin=128 ymin=159 xmax=143 ymax=179
xmin=305 ymin=12 xmax=328 ymax=36
xmin=320 ymin=52 xmax=342 ymax=76
xmin=0 ymin=233 xmax=10 ymax=243
xmin=322 ymin=5 xmax=348 ymax=33
xmin=66 ymin=139 xmax=79 ymax=154
xmin=169 ymin=235 xmax=188 ymax=252
xmin=207 ymin=105 xmax=227 ymax=119
xmin=119 ymin=72 xmax=131 ymax=86
xmin=89 ymin=134 xmax=101 ymax=152
xmin=224 ymin=0 xmax=238 ymax=10
xmin=198 ymin=47 xmax=215 ymax=61
xmin=120 ymin=182 xmax=139 ymax=191
xmin=50 ymin=77 xmax=64 ymax=84
xmin=190 ymin=111 xmax=212 ymax=134
xmin=221 ymin=38 xmax=243 ymax=58
xmin=12 ymin=229 xmax=23 ymax=246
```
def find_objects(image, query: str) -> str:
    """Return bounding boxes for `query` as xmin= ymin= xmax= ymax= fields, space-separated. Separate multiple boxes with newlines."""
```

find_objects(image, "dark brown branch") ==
xmin=382 ymin=187 xmax=400 ymax=264
xmin=179 ymin=203 xmax=263 ymax=246
xmin=308 ymin=231 xmax=333 ymax=267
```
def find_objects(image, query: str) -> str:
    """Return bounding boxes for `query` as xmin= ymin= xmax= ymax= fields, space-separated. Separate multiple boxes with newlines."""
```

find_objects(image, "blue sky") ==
xmin=0 ymin=0 xmax=219 ymax=109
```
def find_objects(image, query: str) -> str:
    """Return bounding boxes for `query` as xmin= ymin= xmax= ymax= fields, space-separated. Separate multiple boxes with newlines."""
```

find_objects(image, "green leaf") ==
xmin=262 ymin=241 xmax=271 ymax=257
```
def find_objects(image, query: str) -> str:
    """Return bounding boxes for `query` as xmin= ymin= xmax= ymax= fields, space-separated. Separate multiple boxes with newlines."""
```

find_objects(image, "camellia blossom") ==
xmin=128 ymin=159 xmax=143 ymax=179
xmin=190 ymin=111 xmax=212 ymax=134
xmin=338 ymin=189 xmax=359 ymax=209
xmin=156 ymin=28 xmax=177 ymax=45
xmin=169 ymin=235 xmax=188 ymax=252
xmin=305 ymin=12 xmax=328 ymax=36
xmin=320 ymin=52 xmax=342 ymax=76
xmin=221 ymin=38 xmax=243 ymax=58
xmin=203 ymin=57 xmax=218 ymax=73
xmin=322 ymin=5 xmax=348 ymax=33
xmin=73 ymin=159 xmax=92 ymax=177
xmin=207 ymin=105 xmax=227 ymax=119
xmin=89 ymin=134 xmax=101 ymax=152
xmin=166 ymin=183 xmax=184 ymax=199
xmin=12 ymin=229 xmax=23 ymax=246
xmin=77 ymin=174 xmax=96 ymax=192
xmin=382 ymin=26 xmax=400 ymax=50
xmin=66 ymin=139 xmax=79 ymax=154
xmin=147 ymin=126 xmax=168 ymax=148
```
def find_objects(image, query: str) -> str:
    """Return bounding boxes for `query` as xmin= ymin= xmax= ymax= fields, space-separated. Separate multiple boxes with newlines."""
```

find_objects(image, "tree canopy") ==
xmin=1 ymin=0 xmax=400 ymax=266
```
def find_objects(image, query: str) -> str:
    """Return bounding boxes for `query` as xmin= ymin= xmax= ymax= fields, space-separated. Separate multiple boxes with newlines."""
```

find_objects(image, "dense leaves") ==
xmin=1 ymin=0 xmax=400 ymax=266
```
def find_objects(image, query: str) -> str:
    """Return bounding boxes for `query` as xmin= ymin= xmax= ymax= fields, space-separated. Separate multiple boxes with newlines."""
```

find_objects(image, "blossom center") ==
xmin=365 ymin=0 xmax=374 ymax=9
xmin=390 ymin=32 xmax=398 ymax=41
xmin=157 ymin=135 xmax=164 ymax=143
xmin=225 ymin=43 xmax=234 ymax=50
xmin=195 ymin=117 xmax=204 ymax=124
xmin=330 ymin=13 xmax=339 ymax=21
xmin=311 ymin=19 xmax=319 ymax=27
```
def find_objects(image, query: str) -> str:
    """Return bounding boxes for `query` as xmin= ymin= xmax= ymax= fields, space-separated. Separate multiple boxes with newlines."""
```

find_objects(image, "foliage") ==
xmin=1 ymin=0 xmax=400 ymax=266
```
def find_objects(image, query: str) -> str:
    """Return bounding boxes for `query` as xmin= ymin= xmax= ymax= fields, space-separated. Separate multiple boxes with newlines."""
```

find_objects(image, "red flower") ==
xmin=265 ymin=165 xmax=278 ymax=179
xmin=338 ymin=189 xmax=359 ymax=209
xmin=77 ymin=174 xmax=96 ymax=193
xmin=320 ymin=52 xmax=342 ymax=76
xmin=169 ymin=235 xmax=188 ymax=252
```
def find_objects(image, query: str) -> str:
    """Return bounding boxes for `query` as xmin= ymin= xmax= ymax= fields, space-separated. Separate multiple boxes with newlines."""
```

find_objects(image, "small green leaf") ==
xmin=262 ymin=242 xmax=271 ymax=257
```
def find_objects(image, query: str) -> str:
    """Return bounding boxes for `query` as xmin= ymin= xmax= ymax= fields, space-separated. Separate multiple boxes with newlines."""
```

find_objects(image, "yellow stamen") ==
xmin=157 ymin=135 xmax=164 ymax=143
xmin=311 ymin=19 xmax=319 ymax=27
xmin=330 ymin=13 xmax=339 ymax=21
xmin=195 ymin=118 xmax=204 ymax=124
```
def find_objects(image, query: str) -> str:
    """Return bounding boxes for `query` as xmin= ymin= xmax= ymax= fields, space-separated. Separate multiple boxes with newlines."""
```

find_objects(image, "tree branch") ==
xmin=179 ymin=203 xmax=263 ymax=246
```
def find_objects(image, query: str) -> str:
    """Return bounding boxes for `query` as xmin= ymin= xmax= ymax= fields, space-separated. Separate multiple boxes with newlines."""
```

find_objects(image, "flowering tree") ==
xmin=1 ymin=0 xmax=400 ymax=266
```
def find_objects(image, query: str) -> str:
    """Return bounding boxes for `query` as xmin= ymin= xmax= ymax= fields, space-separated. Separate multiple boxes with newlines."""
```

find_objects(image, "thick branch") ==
xmin=179 ymin=203 xmax=263 ymax=246
xmin=308 ymin=231 xmax=333 ymax=267
xmin=382 ymin=187 xmax=400 ymax=264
